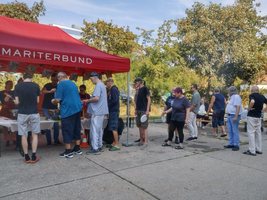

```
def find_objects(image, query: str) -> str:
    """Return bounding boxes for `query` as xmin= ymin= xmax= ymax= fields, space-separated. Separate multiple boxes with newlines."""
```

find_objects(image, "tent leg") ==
xmin=122 ymin=72 xmax=133 ymax=147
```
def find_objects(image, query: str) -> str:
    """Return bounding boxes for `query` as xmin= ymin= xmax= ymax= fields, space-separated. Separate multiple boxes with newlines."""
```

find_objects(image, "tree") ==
xmin=80 ymin=19 xmax=139 ymax=56
xmin=177 ymin=0 xmax=267 ymax=99
xmin=0 ymin=0 xmax=46 ymax=23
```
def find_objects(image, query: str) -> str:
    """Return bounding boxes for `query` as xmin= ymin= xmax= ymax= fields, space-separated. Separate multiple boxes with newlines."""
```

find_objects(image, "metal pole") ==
xmin=122 ymin=71 xmax=133 ymax=147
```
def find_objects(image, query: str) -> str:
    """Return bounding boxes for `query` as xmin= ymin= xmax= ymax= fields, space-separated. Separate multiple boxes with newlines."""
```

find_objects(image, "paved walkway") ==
xmin=0 ymin=122 xmax=267 ymax=200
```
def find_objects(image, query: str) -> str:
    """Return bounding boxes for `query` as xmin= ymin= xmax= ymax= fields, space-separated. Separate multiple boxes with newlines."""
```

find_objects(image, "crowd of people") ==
xmin=0 ymin=73 xmax=266 ymax=164
xmin=159 ymin=84 xmax=266 ymax=156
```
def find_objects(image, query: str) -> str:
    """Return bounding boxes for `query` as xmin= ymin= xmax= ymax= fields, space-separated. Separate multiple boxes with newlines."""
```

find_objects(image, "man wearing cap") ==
xmin=134 ymin=77 xmax=151 ymax=150
xmin=105 ymin=78 xmax=120 ymax=151
xmin=83 ymin=72 xmax=109 ymax=155
xmin=52 ymin=72 xmax=83 ymax=158
xmin=186 ymin=84 xmax=200 ymax=141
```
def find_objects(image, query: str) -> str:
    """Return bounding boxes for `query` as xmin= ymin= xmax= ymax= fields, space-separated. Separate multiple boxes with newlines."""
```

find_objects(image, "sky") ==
xmin=1 ymin=0 xmax=267 ymax=35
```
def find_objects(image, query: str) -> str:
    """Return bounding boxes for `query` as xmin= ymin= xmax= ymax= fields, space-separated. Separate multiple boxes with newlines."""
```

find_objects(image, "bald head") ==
xmin=251 ymin=85 xmax=259 ymax=93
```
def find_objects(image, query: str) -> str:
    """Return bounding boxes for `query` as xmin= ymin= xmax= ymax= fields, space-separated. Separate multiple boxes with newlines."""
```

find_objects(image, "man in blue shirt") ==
xmin=105 ymin=78 xmax=120 ymax=151
xmin=52 ymin=72 xmax=83 ymax=158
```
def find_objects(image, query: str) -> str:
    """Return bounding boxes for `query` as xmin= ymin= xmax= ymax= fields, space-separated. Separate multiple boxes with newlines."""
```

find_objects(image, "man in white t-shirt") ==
xmin=83 ymin=72 xmax=109 ymax=155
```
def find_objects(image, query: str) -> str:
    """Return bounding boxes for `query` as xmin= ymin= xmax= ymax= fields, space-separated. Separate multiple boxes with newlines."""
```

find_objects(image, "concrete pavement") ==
xmin=0 ymin=122 xmax=267 ymax=200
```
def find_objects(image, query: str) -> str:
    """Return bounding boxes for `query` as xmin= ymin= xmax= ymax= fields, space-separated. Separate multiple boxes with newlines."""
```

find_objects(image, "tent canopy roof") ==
xmin=0 ymin=16 xmax=130 ymax=75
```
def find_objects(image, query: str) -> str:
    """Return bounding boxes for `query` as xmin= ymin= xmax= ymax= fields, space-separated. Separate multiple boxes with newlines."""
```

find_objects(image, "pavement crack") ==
xmin=84 ymin=156 xmax=160 ymax=200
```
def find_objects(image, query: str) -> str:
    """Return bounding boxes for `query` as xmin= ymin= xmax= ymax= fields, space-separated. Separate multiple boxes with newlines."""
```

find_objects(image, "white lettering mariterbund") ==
xmin=1 ymin=47 xmax=93 ymax=64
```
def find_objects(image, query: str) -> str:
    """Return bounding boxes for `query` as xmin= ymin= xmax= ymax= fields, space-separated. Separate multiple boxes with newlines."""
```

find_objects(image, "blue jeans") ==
xmin=227 ymin=114 xmax=240 ymax=147
xmin=42 ymin=108 xmax=59 ymax=144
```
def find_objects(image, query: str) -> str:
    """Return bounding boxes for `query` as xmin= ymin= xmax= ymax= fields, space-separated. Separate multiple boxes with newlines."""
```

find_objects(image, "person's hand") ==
xmin=185 ymin=119 xmax=188 ymax=124
xmin=135 ymin=110 xmax=137 ymax=116
xmin=50 ymin=88 xmax=56 ymax=93
xmin=161 ymin=112 xmax=164 ymax=116
xmin=233 ymin=117 xmax=237 ymax=123
xmin=51 ymin=99 xmax=57 ymax=105
xmin=146 ymin=110 xmax=149 ymax=117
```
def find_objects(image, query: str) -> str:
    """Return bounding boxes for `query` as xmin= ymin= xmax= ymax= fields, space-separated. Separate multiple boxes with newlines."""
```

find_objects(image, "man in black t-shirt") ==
xmin=134 ymin=77 xmax=150 ymax=150
xmin=244 ymin=85 xmax=267 ymax=156
xmin=41 ymin=73 xmax=61 ymax=146
xmin=14 ymin=73 xmax=41 ymax=164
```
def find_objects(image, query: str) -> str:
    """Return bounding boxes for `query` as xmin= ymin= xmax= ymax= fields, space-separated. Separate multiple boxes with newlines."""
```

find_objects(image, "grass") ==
xmin=202 ymin=148 xmax=216 ymax=153
xmin=240 ymin=141 xmax=249 ymax=146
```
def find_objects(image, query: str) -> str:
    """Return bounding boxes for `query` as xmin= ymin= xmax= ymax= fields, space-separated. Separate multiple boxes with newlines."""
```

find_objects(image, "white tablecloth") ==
xmin=0 ymin=117 xmax=54 ymax=132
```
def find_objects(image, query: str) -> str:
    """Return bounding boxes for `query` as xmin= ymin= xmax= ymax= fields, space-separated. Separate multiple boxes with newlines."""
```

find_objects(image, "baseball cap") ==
xmin=133 ymin=77 xmax=143 ymax=83
xmin=90 ymin=72 xmax=99 ymax=77
xmin=174 ymin=87 xmax=183 ymax=94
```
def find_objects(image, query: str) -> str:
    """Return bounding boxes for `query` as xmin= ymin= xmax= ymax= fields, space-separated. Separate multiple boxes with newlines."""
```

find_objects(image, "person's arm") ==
xmin=83 ymin=96 xmax=100 ymax=104
xmin=162 ymin=105 xmax=167 ymax=116
xmin=185 ymin=107 xmax=190 ymax=124
xmin=146 ymin=95 xmax=151 ymax=116
xmin=248 ymin=99 xmax=255 ymax=111
xmin=233 ymin=105 xmax=240 ymax=123
xmin=206 ymin=96 xmax=216 ymax=115
xmin=190 ymin=104 xmax=196 ymax=112
xmin=163 ymin=107 xmax=172 ymax=114
xmin=51 ymin=98 xmax=60 ymax=105
xmin=14 ymin=96 xmax=19 ymax=105
xmin=37 ymin=96 xmax=40 ymax=104
xmin=41 ymin=86 xmax=56 ymax=94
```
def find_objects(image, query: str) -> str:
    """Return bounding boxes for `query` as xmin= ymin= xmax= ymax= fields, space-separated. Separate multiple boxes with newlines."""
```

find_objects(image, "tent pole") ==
xmin=122 ymin=72 xmax=133 ymax=147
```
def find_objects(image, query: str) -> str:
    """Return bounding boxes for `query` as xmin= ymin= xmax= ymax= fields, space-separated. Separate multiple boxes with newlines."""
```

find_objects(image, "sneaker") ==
xmin=175 ymin=137 xmax=179 ymax=144
xmin=109 ymin=146 xmax=120 ymax=151
xmin=99 ymin=147 xmax=104 ymax=152
xmin=135 ymin=139 xmax=140 ymax=143
xmin=140 ymin=144 xmax=149 ymax=150
xmin=86 ymin=149 xmax=100 ymax=155
xmin=193 ymin=137 xmax=198 ymax=140
xmin=5 ymin=141 xmax=10 ymax=147
xmin=137 ymin=142 xmax=144 ymax=146
xmin=54 ymin=141 xmax=63 ymax=146
xmin=232 ymin=146 xmax=239 ymax=151
xmin=72 ymin=149 xmax=83 ymax=155
xmin=59 ymin=150 xmax=73 ymax=158
xmin=186 ymin=137 xmax=194 ymax=141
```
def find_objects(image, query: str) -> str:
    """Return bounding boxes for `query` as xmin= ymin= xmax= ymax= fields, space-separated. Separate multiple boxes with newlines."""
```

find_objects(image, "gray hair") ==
xmin=214 ymin=87 xmax=220 ymax=93
xmin=57 ymin=72 xmax=67 ymax=78
xmin=201 ymin=97 xmax=206 ymax=101
xmin=228 ymin=86 xmax=238 ymax=96
xmin=251 ymin=85 xmax=259 ymax=93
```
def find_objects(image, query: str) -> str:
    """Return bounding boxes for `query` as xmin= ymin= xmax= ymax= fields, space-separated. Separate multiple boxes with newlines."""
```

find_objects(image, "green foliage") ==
xmin=0 ymin=0 xmax=46 ymax=23
xmin=80 ymin=19 xmax=139 ymax=55
xmin=177 ymin=0 xmax=267 ymax=88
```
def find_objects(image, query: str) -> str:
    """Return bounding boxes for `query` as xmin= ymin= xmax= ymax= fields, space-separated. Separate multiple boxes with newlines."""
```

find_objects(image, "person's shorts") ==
xmin=166 ymin=112 xmax=172 ymax=124
xmin=61 ymin=111 xmax=81 ymax=143
xmin=17 ymin=113 xmax=40 ymax=135
xmin=108 ymin=111 xmax=119 ymax=131
xmin=212 ymin=110 xmax=225 ymax=128
xmin=136 ymin=111 xmax=148 ymax=128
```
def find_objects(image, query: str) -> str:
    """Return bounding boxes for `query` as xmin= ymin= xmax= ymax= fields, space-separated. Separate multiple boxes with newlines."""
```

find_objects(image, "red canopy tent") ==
xmin=0 ymin=16 xmax=130 ymax=75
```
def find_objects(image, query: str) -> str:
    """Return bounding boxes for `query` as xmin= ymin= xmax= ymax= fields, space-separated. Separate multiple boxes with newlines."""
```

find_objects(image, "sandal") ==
xmin=175 ymin=146 xmax=183 ymax=150
xmin=162 ymin=143 xmax=171 ymax=147
xmin=243 ymin=150 xmax=256 ymax=156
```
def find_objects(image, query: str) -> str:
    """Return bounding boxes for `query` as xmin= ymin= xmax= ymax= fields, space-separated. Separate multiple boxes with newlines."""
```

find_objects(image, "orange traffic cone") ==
xmin=80 ymin=134 xmax=89 ymax=148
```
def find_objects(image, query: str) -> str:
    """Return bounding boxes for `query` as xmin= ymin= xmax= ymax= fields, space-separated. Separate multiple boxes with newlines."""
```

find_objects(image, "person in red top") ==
xmin=0 ymin=80 xmax=16 ymax=147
